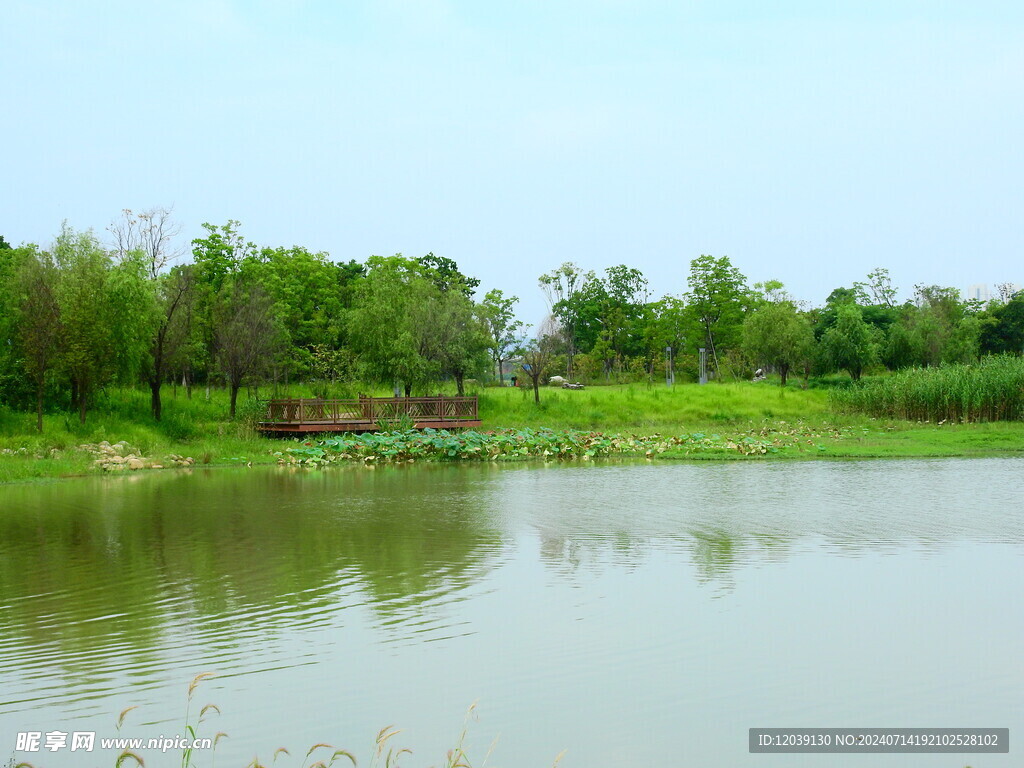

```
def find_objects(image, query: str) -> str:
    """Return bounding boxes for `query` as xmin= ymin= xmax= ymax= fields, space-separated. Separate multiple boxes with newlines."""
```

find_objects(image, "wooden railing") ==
xmin=262 ymin=395 xmax=479 ymax=426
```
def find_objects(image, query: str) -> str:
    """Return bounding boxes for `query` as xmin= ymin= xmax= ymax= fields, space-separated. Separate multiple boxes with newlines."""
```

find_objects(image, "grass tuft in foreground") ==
xmin=5 ymin=675 xmax=561 ymax=768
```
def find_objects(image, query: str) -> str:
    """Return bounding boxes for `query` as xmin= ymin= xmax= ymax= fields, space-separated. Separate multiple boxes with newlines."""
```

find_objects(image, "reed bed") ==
xmin=831 ymin=356 xmax=1024 ymax=422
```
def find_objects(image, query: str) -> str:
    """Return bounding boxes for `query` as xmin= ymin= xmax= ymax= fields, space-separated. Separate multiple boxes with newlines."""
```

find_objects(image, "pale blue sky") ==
xmin=4 ymin=0 xmax=1022 ymax=325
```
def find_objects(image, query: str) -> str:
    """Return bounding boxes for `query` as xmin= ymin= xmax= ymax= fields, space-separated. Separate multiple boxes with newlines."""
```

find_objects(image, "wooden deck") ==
xmin=258 ymin=395 xmax=481 ymax=433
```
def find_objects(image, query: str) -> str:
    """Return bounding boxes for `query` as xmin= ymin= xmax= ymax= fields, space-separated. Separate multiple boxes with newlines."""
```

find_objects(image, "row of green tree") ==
xmin=0 ymin=213 xmax=524 ymax=427
xmin=2 ymin=214 xmax=1022 ymax=428
xmin=537 ymin=258 xmax=1023 ymax=387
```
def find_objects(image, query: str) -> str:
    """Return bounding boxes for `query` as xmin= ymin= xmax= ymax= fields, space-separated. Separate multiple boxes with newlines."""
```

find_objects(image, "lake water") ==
xmin=1 ymin=459 xmax=1022 ymax=767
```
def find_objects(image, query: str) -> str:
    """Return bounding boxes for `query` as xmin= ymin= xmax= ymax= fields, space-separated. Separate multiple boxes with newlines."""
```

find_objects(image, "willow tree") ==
xmin=214 ymin=279 xmax=285 ymax=418
xmin=348 ymin=255 xmax=440 ymax=396
xmin=348 ymin=254 xmax=492 ymax=396
xmin=0 ymin=239 xmax=24 ymax=403
xmin=423 ymin=289 xmax=492 ymax=396
xmin=481 ymin=289 xmax=525 ymax=383
xmin=54 ymin=225 xmax=152 ymax=423
xmin=821 ymin=303 xmax=880 ymax=380
xmin=14 ymin=248 xmax=64 ymax=431
xmin=742 ymin=302 xmax=814 ymax=386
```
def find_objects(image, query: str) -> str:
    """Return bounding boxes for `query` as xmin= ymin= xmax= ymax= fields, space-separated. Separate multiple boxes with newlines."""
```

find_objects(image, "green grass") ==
xmin=2 ymin=378 xmax=1023 ymax=484
xmin=0 ymin=388 xmax=277 ymax=484
xmin=799 ymin=421 xmax=1024 ymax=459
xmin=478 ymin=381 xmax=834 ymax=432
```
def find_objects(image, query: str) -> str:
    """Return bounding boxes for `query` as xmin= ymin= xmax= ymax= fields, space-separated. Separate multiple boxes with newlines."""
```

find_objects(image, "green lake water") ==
xmin=1 ymin=459 xmax=1022 ymax=767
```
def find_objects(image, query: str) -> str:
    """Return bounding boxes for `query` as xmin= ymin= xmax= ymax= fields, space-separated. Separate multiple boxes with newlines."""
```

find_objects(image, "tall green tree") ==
xmin=980 ymin=294 xmax=1024 ymax=355
xmin=0 ymin=240 xmax=26 ymax=403
xmin=348 ymin=255 xmax=440 ymax=395
xmin=111 ymin=207 xmax=192 ymax=420
xmin=853 ymin=267 xmax=898 ymax=308
xmin=349 ymin=255 xmax=492 ymax=395
xmin=191 ymin=220 xmax=256 ymax=294
xmin=911 ymin=284 xmax=965 ymax=366
xmin=685 ymin=255 xmax=749 ymax=375
xmin=189 ymin=221 xmax=258 ymax=385
xmin=742 ymin=301 xmax=814 ymax=386
xmin=643 ymin=295 xmax=691 ymax=381
xmin=239 ymin=245 xmax=349 ymax=378
xmin=481 ymin=289 xmax=525 ymax=382
xmin=943 ymin=315 xmax=982 ymax=363
xmin=539 ymin=262 xmax=593 ymax=378
xmin=166 ymin=264 xmax=204 ymax=398
xmin=881 ymin=285 xmax=970 ymax=369
xmin=13 ymin=248 xmax=64 ymax=431
xmin=214 ymin=279 xmax=285 ymax=418
xmin=882 ymin=313 xmax=918 ymax=370
xmin=144 ymin=267 xmax=195 ymax=419
xmin=417 ymin=252 xmax=480 ymax=297
xmin=817 ymin=276 xmax=898 ymax=343
xmin=570 ymin=265 xmax=649 ymax=366
xmin=820 ymin=303 xmax=879 ymax=380
xmin=108 ymin=252 xmax=158 ymax=389
xmin=424 ymin=289 xmax=492 ymax=395
xmin=53 ymin=226 xmax=113 ymax=422
xmin=750 ymin=279 xmax=792 ymax=307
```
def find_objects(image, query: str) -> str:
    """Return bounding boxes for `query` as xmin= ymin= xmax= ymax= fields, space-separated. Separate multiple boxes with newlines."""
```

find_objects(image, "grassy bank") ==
xmin=478 ymin=380 xmax=834 ymax=430
xmin=0 ymin=387 xmax=275 ymax=483
xmin=2 ymin=380 xmax=1023 ymax=483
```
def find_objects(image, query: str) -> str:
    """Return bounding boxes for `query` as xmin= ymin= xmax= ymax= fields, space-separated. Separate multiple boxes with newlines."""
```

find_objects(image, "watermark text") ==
xmin=15 ymin=731 xmax=213 ymax=753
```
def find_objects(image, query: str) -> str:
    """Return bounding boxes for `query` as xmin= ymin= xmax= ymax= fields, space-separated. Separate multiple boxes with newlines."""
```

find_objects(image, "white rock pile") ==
xmin=78 ymin=441 xmax=195 ymax=471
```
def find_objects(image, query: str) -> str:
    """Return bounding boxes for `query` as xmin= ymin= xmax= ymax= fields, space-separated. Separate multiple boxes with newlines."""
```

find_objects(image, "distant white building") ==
xmin=964 ymin=284 xmax=992 ymax=302
xmin=963 ymin=283 xmax=1021 ymax=303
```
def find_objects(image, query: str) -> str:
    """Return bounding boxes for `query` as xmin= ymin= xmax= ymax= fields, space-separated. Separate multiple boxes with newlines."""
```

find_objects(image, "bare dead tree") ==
xmin=109 ymin=208 xmax=195 ymax=420
xmin=109 ymin=207 xmax=185 ymax=279
xmin=520 ymin=335 xmax=556 ymax=405
xmin=996 ymin=282 xmax=1020 ymax=304
xmin=147 ymin=266 xmax=195 ymax=420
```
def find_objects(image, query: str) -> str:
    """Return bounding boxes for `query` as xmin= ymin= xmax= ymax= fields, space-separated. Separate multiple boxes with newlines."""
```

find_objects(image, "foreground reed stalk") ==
xmin=2 ymin=676 xmax=563 ymax=768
